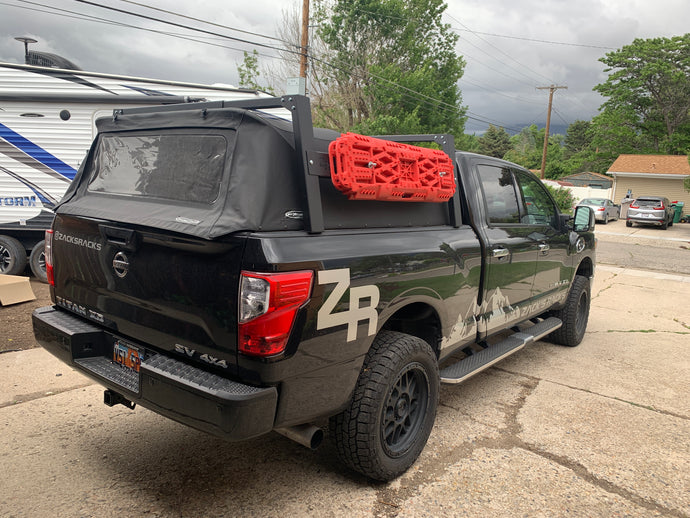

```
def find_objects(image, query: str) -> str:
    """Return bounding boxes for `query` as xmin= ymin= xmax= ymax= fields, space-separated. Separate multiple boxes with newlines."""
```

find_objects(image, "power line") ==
xmin=117 ymin=0 xmax=298 ymax=48
xmin=459 ymin=49 xmax=539 ymax=90
xmin=454 ymin=29 xmax=615 ymax=50
xmin=356 ymin=7 xmax=614 ymax=50
xmin=73 ymin=0 xmax=305 ymax=58
xmin=9 ymin=1 xmax=283 ymax=60
xmin=446 ymin=12 xmax=557 ymax=86
xmin=459 ymin=76 xmax=543 ymax=106
xmin=8 ymin=0 xmax=525 ymax=131
xmin=552 ymin=106 xmax=572 ymax=127
xmin=81 ymin=0 xmax=509 ymax=127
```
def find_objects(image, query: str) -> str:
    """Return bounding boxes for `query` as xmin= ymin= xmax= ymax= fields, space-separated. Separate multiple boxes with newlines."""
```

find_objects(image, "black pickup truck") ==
xmin=32 ymin=96 xmax=596 ymax=481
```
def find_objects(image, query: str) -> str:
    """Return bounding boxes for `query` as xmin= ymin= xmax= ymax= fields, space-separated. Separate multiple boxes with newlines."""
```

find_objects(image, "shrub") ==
xmin=544 ymin=184 xmax=576 ymax=214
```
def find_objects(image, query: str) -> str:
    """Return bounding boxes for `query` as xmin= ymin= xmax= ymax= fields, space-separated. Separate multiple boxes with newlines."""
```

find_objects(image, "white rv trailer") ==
xmin=0 ymin=62 xmax=266 ymax=280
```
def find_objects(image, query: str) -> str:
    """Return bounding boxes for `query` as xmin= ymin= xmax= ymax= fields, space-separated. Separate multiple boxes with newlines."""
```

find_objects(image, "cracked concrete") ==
xmin=1 ymin=265 xmax=689 ymax=516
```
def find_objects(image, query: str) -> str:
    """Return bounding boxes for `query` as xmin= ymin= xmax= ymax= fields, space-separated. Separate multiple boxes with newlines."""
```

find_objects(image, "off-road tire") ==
xmin=330 ymin=330 xmax=439 ymax=481
xmin=547 ymin=275 xmax=590 ymax=347
xmin=0 ymin=235 xmax=27 ymax=276
xmin=29 ymin=240 xmax=48 ymax=283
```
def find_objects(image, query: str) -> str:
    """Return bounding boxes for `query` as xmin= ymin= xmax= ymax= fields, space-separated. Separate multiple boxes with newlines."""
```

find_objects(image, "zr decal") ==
xmin=317 ymin=268 xmax=380 ymax=342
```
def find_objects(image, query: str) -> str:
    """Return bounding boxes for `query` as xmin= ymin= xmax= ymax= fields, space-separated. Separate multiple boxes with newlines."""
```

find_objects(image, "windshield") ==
xmin=580 ymin=199 xmax=606 ymax=206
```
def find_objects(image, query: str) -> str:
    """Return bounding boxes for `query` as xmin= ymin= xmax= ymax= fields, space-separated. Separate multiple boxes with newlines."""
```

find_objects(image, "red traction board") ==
xmin=328 ymin=133 xmax=456 ymax=202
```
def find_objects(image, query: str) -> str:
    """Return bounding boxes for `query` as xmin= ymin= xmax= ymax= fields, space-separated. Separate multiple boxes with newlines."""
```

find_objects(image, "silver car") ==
xmin=626 ymin=196 xmax=675 ymax=229
xmin=576 ymin=198 xmax=620 ymax=224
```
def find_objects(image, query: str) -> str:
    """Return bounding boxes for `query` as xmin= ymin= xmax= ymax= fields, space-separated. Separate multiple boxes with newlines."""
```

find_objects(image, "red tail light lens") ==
xmin=238 ymin=270 xmax=313 ymax=357
xmin=45 ymin=229 xmax=54 ymax=286
xmin=657 ymin=204 xmax=665 ymax=211
xmin=597 ymin=207 xmax=605 ymax=211
xmin=629 ymin=204 xmax=639 ymax=209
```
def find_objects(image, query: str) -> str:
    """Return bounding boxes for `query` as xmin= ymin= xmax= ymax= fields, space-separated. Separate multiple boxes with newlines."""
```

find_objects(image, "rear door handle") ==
xmin=491 ymin=247 xmax=510 ymax=259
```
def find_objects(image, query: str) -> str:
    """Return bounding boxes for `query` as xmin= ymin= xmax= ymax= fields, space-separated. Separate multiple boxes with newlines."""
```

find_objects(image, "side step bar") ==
xmin=440 ymin=317 xmax=562 ymax=384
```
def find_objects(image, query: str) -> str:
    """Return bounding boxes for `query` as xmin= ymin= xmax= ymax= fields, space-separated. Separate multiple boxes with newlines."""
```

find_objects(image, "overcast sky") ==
xmin=1 ymin=0 xmax=689 ymax=134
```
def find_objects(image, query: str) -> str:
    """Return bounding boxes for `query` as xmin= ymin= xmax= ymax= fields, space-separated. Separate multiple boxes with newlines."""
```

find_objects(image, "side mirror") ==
xmin=573 ymin=205 xmax=595 ymax=232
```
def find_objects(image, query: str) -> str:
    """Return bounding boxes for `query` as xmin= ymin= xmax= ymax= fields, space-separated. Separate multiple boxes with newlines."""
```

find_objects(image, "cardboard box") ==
xmin=0 ymin=275 xmax=36 ymax=306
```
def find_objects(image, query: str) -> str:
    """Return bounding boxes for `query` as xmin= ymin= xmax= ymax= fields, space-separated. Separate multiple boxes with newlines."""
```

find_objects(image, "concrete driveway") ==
xmin=595 ymin=218 xmax=690 ymax=274
xmin=1 ymin=243 xmax=689 ymax=516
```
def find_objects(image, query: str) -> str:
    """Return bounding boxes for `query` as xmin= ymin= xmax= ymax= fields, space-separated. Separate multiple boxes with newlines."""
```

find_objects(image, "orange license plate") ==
xmin=113 ymin=341 xmax=144 ymax=372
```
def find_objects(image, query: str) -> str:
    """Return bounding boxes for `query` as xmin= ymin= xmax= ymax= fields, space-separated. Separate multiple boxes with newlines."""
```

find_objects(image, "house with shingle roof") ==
xmin=559 ymin=172 xmax=613 ymax=189
xmin=607 ymin=155 xmax=690 ymax=207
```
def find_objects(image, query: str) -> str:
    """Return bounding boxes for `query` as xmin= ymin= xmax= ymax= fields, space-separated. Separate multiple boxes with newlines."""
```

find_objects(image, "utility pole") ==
xmin=299 ymin=0 xmax=310 ymax=79
xmin=537 ymin=84 xmax=567 ymax=179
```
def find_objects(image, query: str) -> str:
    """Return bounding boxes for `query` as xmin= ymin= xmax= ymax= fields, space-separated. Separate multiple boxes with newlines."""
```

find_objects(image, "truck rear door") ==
xmin=472 ymin=162 xmax=539 ymax=335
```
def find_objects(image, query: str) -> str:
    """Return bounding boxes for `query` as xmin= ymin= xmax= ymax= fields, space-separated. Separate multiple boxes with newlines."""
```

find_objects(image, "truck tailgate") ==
xmin=51 ymin=213 xmax=246 ymax=372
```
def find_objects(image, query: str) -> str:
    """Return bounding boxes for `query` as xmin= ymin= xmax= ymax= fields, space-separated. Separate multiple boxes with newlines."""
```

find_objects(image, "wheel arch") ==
xmin=379 ymin=301 xmax=442 ymax=359
xmin=575 ymin=256 xmax=594 ymax=279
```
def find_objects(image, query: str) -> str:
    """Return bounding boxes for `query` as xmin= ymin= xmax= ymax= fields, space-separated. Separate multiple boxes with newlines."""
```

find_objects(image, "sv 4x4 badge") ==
xmin=174 ymin=344 xmax=228 ymax=369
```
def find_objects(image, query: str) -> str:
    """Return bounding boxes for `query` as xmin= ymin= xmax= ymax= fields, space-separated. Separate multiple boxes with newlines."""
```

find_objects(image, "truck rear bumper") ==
xmin=32 ymin=306 xmax=277 ymax=441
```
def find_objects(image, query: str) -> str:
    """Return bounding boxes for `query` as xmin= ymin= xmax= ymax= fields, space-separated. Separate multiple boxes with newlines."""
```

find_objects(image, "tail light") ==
xmin=45 ymin=229 xmax=54 ymax=286
xmin=238 ymin=270 xmax=313 ymax=357
xmin=597 ymin=207 xmax=605 ymax=211
xmin=629 ymin=204 xmax=639 ymax=209
xmin=657 ymin=204 xmax=665 ymax=211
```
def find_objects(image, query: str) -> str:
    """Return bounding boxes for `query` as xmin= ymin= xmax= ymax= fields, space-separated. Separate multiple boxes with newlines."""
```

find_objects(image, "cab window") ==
xmin=514 ymin=172 xmax=558 ymax=227
xmin=477 ymin=164 xmax=520 ymax=225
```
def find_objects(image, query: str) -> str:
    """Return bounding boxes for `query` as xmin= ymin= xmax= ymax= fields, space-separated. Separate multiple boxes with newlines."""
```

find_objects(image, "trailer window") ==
xmin=88 ymin=134 xmax=227 ymax=204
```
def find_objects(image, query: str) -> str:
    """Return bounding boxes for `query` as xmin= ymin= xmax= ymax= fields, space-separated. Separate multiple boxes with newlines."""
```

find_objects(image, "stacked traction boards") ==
xmin=328 ymin=133 xmax=456 ymax=202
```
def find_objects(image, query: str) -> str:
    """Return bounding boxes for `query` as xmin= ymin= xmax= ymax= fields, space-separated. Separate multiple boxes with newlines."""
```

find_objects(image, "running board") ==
xmin=440 ymin=317 xmax=562 ymax=384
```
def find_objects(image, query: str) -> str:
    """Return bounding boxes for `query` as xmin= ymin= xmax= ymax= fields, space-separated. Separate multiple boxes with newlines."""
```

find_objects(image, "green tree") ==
xmin=478 ymin=125 xmax=511 ymax=158
xmin=593 ymin=34 xmax=690 ymax=155
xmin=237 ymin=50 xmax=274 ymax=93
xmin=315 ymin=0 xmax=466 ymax=136
xmin=504 ymin=125 xmax=544 ymax=170
xmin=543 ymin=134 xmax=566 ymax=179
xmin=544 ymin=184 xmax=576 ymax=214
xmin=237 ymin=50 xmax=260 ymax=90
xmin=564 ymin=120 xmax=592 ymax=159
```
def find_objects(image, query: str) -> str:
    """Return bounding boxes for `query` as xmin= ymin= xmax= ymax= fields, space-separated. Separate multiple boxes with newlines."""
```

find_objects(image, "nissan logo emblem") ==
xmin=113 ymin=251 xmax=130 ymax=278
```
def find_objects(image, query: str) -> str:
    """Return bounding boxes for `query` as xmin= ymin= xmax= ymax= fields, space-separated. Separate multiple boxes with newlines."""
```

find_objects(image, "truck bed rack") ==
xmin=116 ymin=96 xmax=461 ymax=233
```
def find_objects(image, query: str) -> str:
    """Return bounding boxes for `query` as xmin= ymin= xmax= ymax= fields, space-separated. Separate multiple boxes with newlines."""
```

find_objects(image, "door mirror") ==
xmin=573 ymin=205 xmax=595 ymax=232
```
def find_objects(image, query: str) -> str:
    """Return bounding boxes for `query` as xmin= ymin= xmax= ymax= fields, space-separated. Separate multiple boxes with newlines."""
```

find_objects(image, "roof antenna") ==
xmin=14 ymin=36 xmax=38 ymax=64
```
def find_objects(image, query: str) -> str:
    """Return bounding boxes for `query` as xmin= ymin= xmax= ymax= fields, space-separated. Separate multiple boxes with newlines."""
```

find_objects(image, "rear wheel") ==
xmin=330 ymin=330 xmax=439 ymax=481
xmin=29 ymin=240 xmax=48 ymax=283
xmin=602 ymin=214 xmax=608 ymax=224
xmin=626 ymin=220 xmax=633 ymax=227
xmin=661 ymin=218 xmax=668 ymax=230
xmin=0 ymin=235 xmax=27 ymax=276
xmin=547 ymin=275 xmax=590 ymax=347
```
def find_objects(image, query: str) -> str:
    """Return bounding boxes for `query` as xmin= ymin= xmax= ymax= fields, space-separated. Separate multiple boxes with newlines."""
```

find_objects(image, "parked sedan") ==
xmin=576 ymin=198 xmax=620 ymax=224
xmin=626 ymin=196 xmax=675 ymax=229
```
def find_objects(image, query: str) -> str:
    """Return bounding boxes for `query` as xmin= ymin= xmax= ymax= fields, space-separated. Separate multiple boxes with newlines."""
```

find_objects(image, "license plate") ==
xmin=113 ymin=341 xmax=144 ymax=372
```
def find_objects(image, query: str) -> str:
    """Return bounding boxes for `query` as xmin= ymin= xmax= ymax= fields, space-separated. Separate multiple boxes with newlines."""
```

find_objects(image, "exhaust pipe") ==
xmin=103 ymin=389 xmax=136 ymax=410
xmin=275 ymin=424 xmax=324 ymax=450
